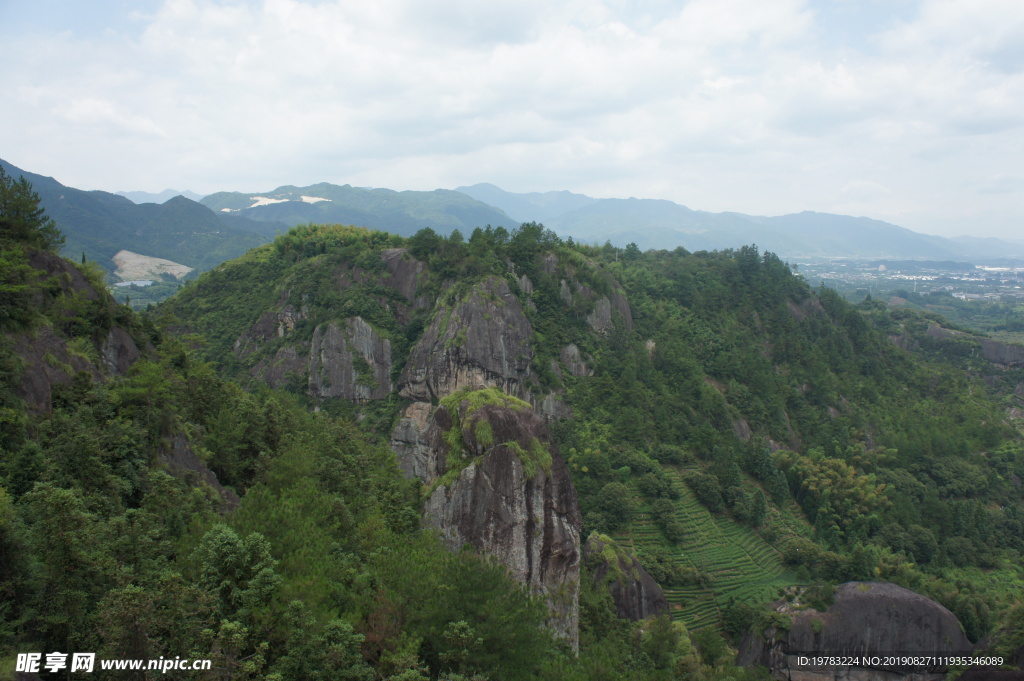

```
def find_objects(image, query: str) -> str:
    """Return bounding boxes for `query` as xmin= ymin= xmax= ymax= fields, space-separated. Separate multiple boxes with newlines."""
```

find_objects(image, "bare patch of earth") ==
xmin=113 ymin=250 xmax=193 ymax=281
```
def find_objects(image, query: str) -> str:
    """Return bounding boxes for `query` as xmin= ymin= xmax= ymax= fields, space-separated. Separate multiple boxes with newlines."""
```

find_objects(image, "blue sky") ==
xmin=1 ymin=0 xmax=1022 ymax=239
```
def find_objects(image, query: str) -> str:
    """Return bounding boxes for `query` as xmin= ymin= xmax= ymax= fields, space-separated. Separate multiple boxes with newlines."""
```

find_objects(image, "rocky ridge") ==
xmin=398 ymin=277 xmax=533 ymax=402
xmin=214 ymin=243 xmax=644 ymax=644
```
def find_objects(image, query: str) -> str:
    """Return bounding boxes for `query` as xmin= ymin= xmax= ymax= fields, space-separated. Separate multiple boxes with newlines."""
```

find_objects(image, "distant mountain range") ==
xmin=6 ymin=157 xmax=1024 ymax=280
xmin=117 ymin=189 xmax=206 ymax=204
xmin=455 ymin=184 xmax=1024 ymax=260
xmin=200 ymin=183 xmax=510 ymax=237
xmin=0 ymin=160 xmax=508 ymax=280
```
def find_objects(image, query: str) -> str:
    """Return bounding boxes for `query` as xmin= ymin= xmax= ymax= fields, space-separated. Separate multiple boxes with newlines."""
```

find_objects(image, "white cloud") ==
xmin=61 ymin=98 xmax=167 ymax=138
xmin=0 ymin=0 xmax=1022 ymax=239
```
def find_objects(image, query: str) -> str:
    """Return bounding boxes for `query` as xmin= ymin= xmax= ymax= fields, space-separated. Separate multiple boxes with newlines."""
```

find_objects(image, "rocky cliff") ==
xmin=398 ymin=277 xmax=534 ymax=401
xmin=583 ymin=533 xmax=668 ymax=621
xmin=309 ymin=317 xmax=392 ymax=401
xmin=203 ymin=240 xmax=648 ymax=648
xmin=738 ymin=582 xmax=974 ymax=681
xmin=889 ymin=323 xmax=1024 ymax=368
xmin=979 ymin=338 xmax=1024 ymax=366
xmin=226 ymin=246 xmax=634 ymax=422
xmin=395 ymin=387 xmax=583 ymax=650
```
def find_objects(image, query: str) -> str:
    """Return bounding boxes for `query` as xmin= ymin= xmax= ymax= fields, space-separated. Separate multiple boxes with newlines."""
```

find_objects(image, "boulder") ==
xmin=739 ymin=582 xmax=974 ymax=681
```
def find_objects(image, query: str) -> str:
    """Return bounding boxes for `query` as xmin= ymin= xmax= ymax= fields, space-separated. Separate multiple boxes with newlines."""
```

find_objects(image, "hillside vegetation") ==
xmin=167 ymin=222 xmax=1024 ymax=642
xmin=4 ymin=169 xmax=1024 ymax=679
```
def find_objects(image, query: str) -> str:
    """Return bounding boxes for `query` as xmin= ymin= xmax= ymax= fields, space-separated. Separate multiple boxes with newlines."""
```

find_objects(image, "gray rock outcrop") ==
xmin=381 ymin=248 xmax=430 ymax=324
xmin=101 ymin=327 xmax=141 ymax=374
xmin=395 ymin=389 xmax=582 ymax=650
xmin=160 ymin=434 xmax=240 ymax=512
xmin=979 ymin=338 xmax=1024 ymax=366
xmin=390 ymin=401 xmax=441 ymax=481
xmin=233 ymin=303 xmax=307 ymax=357
xmin=252 ymin=345 xmax=308 ymax=389
xmin=583 ymin=533 xmax=668 ymax=621
xmin=738 ymin=582 xmax=974 ymax=681
xmin=398 ymin=277 xmax=533 ymax=401
xmin=309 ymin=317 xmax=392 ymax=401
xmin=586 ymin=294 xmax=634 ymax=334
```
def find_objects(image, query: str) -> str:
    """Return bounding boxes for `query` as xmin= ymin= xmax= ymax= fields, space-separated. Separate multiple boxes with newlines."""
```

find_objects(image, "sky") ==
xmin=1 ymin=0 xmax=1022 ymax=239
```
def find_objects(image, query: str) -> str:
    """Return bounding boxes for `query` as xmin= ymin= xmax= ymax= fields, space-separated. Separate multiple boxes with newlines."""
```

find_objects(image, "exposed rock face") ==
xmin=234 ymin=303 xmax=307 ymax=357
xmin=28 ymin=249 xmax=101 ymax=301
xmin=160 ymin=434 xmax=240 ymax=512
xmin=609 ymin=290 xmax=634 ymax=331
xmin=14 ymin=326 xmax=96 ymax=412
xmin=583 ymin=534 xmax=668 ymax=621
xmin=788 ymin=297 xmax=827 ymax=322
xmin=559 ymin=343 xmax=592 ymax=377
xmin=925 ymin=323 xmax=963 ymax=342
xmin=398 ymin=277 xmax=533 ymax=401
xmin=979 ymin=338 xmax=1024 ymax=366
xmin=102 ymin=327 xmax=142 ymax=374
xmin=586 ymin=297 xmax=616 ymax=334
xmin=253 ymin=345 xmax=309 ymax=389
xmin=309 ymin=317 xmax=392 ymax=401
xmin=390 ymin=401 xmax=441 ymax=481
xmin=559 ymin=279 xmax=573 ymax=304
xmin=532 ymin=392 xmax=571 ymax=420
xmin=381 ymin=248 xmax=429 ymax=324
xmin=396 ymin=390 xmax=582 ymax=650
xmin=889 ymin=323 xmax=1024 ymax=367
xmin=738 ymin=582 xmax=974 ymax=681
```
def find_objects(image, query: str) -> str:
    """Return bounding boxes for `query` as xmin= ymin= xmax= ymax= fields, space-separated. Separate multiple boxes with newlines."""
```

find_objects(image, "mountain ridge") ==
xmin=0 ymin=158 xmax=279 ymax=276
xmin=200 ymin=182 xmax=513 ymax=237
xmin=455 ymin=183 xmax=1024 ymax=260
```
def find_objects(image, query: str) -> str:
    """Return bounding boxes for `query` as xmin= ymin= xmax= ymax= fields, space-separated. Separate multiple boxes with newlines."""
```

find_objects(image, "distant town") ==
xmin=794 ymin=258 xmax=1024 ymax=303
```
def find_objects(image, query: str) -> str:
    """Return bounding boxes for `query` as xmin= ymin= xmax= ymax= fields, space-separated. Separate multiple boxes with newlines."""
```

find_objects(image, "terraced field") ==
xmin=613 ymin=466 xmax=800 ymax=632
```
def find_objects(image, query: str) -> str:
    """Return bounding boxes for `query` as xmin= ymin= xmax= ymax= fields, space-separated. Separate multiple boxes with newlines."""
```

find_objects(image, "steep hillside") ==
xmin=166 ymin=222 xmax=1024 ymax=658
xmin=2 ymin=180 xmax=582 ymax=681
xmin=0 ymin=158 xmax=278 ymax=276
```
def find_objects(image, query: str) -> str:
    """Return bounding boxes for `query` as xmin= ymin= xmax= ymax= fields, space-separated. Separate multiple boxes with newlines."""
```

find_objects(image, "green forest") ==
xmin=2 ymin=171 xmax=1024 ymax=680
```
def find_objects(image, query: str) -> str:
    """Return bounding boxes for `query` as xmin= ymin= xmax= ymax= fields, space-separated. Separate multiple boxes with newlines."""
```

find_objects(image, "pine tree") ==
xmin=0 ymin=167 xmax=64 ymax=250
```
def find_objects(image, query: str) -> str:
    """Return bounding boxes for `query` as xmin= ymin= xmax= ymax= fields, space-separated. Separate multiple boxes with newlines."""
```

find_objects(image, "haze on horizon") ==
xmin=1 ymin=0 xmax=1022 ymax=241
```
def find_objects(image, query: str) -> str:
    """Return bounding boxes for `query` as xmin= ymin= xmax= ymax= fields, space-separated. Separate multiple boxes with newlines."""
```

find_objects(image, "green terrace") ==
xmin=613 ymin=464 xmax=800 ymax=632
